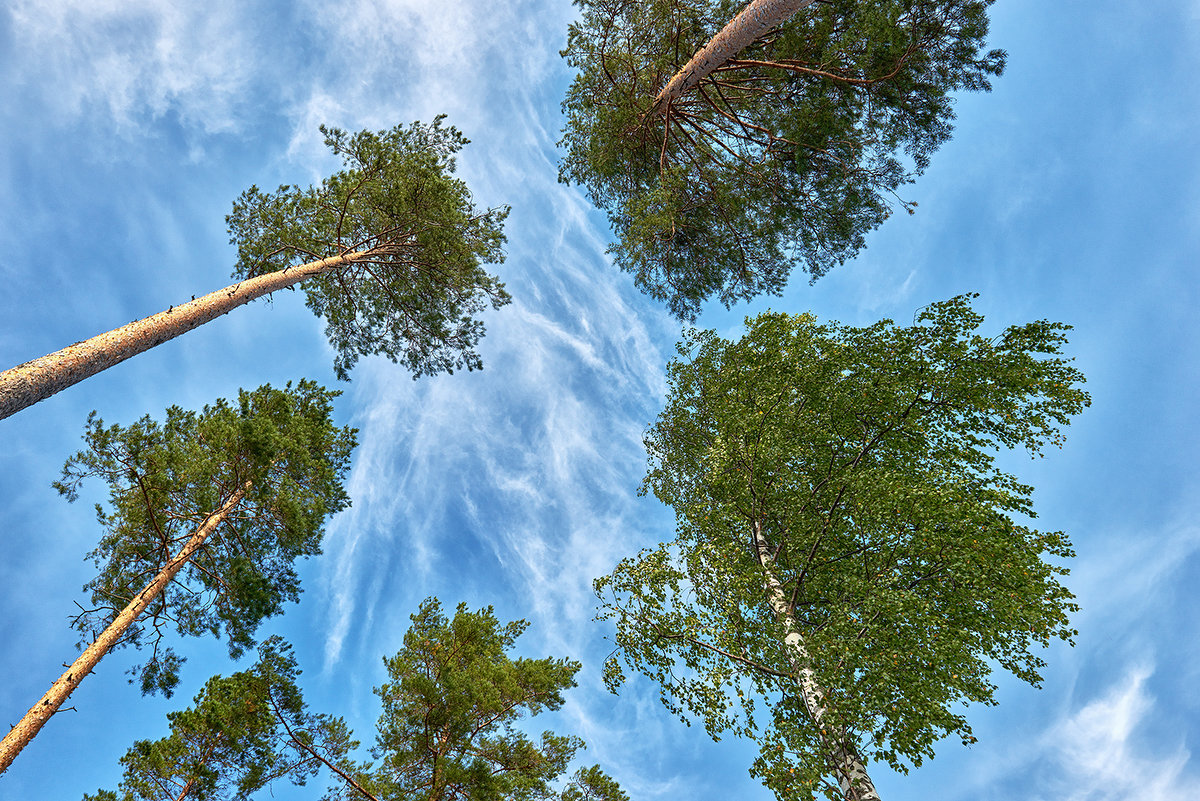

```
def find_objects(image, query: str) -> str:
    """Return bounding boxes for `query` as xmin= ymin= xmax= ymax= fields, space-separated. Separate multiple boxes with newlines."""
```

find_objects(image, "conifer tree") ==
xmin=0 ymin=381 xmax=356 ymax=774
xmin=0 ymin=117 xmax=509 ymax=421
xmin=348 ymin=598 xmax=626 ymax=801
xmin=560 ymin=0 xmax=1004 ymax=319
xmin=81 ymin=637 xmax=362 ymax=801
xmin=597 ymin=296 xmax=1089 ymax=800
xmin=82 ymin=601 xmax=626 ymax=801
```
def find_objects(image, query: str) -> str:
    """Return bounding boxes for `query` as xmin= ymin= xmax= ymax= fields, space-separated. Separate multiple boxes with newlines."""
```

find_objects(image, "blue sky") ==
xmin=0 ymin=1 xmax=1197 ymax=799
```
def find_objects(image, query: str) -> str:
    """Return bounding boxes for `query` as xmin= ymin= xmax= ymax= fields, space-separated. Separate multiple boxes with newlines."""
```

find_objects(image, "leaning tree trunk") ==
xmin=650 ymin=0 xmax=817 ymax=115
xmin=0 ymin=484 xmax=249 ymax=775
xmin=0 ymin=250 xmax=367 ymax=422
xmin=752 ymin=521 xmax=881 ymax=801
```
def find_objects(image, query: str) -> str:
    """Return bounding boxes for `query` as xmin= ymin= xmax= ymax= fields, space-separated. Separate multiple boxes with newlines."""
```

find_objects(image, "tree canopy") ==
xmin=55 ymin=380 xmax=357 ymax=696
xmin=357 ymin=598 xmax=626 ymax=801
xmin=596 ymin=296 xmax=1089 ymax=799
xmin=81 ymin=637 xmax=359 ymax=801
xmin=84 ymin=601 xmax=626 ymax=801
xmin=227 ymin=116 xmax=511 ymax=379
xmin=0 ymin=117 xmax=510 ymax=423
xmin=560 ymin=0 xmax=1005 ymax=319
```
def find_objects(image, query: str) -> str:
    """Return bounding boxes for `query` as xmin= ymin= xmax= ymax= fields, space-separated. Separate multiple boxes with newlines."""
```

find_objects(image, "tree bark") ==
xmin=650 ymin=0 xmax=817 ymax=115
xmin=752 ymin=520 xmax=881 ymax=801
xmin=0 ymin=251 xmax=367 ymax=422
xmin=0 ymin=484 xmax=249 ymax=775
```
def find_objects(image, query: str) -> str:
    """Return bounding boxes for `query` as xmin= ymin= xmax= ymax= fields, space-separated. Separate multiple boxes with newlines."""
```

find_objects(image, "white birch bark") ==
xmin=752 ymin=520 xmax=881 ymax=801
xmin=650 ymin=0 xmax=818 ymax=115
xmin=0 ymin=484 xmax=249 ymax=775
xmin=0 ymin=251 xmax=367 ymax=422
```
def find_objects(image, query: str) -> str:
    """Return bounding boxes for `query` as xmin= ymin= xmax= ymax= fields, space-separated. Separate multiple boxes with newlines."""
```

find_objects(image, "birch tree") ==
xmin=0 ymin=116 xmax=509 ymax=421
xmin=0 ymin=381 xmax=356 ymax=774
xmin=560 ymin=0 xmax=1004 ymax=319
xmin=595 ymin=296 xmax=1089 ymax=800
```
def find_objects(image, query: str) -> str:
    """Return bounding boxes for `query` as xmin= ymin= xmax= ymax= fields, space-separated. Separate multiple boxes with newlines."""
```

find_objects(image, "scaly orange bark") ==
xmin=0 ymin=484 xmax=249 ymax=774
xmin=650 ymin=0 xmax=817 ymax=115
xmin=0 ymin=251 xmax=367 ymax=422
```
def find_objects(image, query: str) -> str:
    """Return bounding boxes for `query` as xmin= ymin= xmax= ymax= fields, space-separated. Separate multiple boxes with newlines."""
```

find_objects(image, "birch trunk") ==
xmin=650 ymin=0 xmax=817 ymax=115
xmin=0 ymin=251 xmax=367 ymax=422
xmin=751 ymin=520 xmax=881 ymax=801
xmin=0 ymin=484 xmax=249 ymax=774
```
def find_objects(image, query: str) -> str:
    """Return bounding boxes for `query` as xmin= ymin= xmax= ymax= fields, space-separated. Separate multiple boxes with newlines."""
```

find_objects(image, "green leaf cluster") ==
xmin=596 ymin=295 xmax=1089 ymax=799
xmin=87 ymin=601 xmax=625 ymax=801
xmin=82 ymin=637 xmax=357 ymax=801
xmin=560 ymin=0 xmax=1005 ymax=319
xmin=362 ymin=598 xmax=625 ymax=801
xmin=55 ymin=380 xmax=357 ymax=695
xmin=226 ymin=117 xmax=511 ymax=379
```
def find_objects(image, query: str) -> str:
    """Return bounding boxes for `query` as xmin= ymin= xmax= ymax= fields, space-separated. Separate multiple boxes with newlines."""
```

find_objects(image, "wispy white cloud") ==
xmin=1067 ymin=521 xmax=1200 ymax=647
xmin=925 ymin=511 xmax=1200 ymax=801
xmin=1033 ymin=665 xmax=1199 ymax=801
xmin=289 ymin=0 xmax=569 ymax=145
xmin=5 ymin=0 xmax=261 ymax=135
xmin=301 ymin=0 xmax=676 ymax=673
xmin=317 ymin=265 xmax=671 ymax=670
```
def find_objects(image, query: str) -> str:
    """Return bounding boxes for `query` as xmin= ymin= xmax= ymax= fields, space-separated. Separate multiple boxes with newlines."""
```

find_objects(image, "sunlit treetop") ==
xmin=598 ymin=295 xmax=1089 ymax=800
xmin=361 ymin=598 xmax=627 ymax=801
xmin=55 ymin=380 xmax=356 ymax=696
xmin=560 ymin=0 xmax=1004 ymax=319
xmin=227 ymin=116 xmax=511 ymax=378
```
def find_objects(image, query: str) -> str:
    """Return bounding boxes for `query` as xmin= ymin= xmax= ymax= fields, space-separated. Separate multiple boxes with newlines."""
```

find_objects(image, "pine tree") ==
xmin=81 ymin=637 xmax=362 ymax=801
xmin=343 ymin=599 xmax=626 ymax=801
xmin=0 ymin=117 xmax=509 ymax=421
xmin=83 ymin=601 xmax=627 ymax=801
xmin=0 ymin=381 xmax=356 ymax=774
xmin=560 ymin=0 xmax=1005 ymax=319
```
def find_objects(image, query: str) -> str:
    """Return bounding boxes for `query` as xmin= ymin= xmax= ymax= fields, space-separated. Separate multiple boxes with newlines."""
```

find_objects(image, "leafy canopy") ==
xmin=560 ymin=0 xmax=1004 ymax=319
xmin=227 ymin=116 xmax=510 ymax=379
xmin=596 ymin=295 xmax=1089 ymax=800
xmin=56 ymin=380 xmax=357 ymax=695
xmin=84 ymin=602 xmax=625 ymax=801
xmin=359 ymin=598 xmax=626 ymax=801
xmin=82 ymin=637 xmax=358 ymax=801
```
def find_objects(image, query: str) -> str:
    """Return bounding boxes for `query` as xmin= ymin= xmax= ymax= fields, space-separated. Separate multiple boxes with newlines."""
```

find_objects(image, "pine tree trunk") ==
xmin=0 ymin=251 xmax=366 ymax=422
xmin=650 ymin=0 xmax=817 ymax=115
xmin=0 ymin=484 xmax=249 ymax=774
xmin=752 ymin=520 xmax=881 ymax=801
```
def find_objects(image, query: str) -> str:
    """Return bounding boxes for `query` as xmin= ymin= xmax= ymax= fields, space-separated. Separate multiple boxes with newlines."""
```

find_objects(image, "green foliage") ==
xmin=82 ymin=637 xmax=357 ymax=801
xmin=359 ymin=598 xmax=624 ymax=801
xmin=84 ymin=601 xmax=623 ymax=801
xmin=559 ymin=765 xmax=629 ymax=801
xmin=596 ymin=295 xmax=1089 ymax=800
xmin=226 ymin=116 xmax=511 ymax=379
xmin=55 ymin=380 xmax=357 ymax=695
xmin=560 ymin=0 xmax=1005 ymax=319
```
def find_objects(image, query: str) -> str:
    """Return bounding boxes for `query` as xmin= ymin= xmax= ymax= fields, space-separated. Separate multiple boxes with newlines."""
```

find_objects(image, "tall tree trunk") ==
xmin=0 ymin=251 xmax=367 ymax=422
xmin=0 ymin=484 xmax=249 ymax=775
xmin=650 ymin=0 xmax=817 ymax=115
xmin=752 ymin=520 xmax=881 ymax=801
